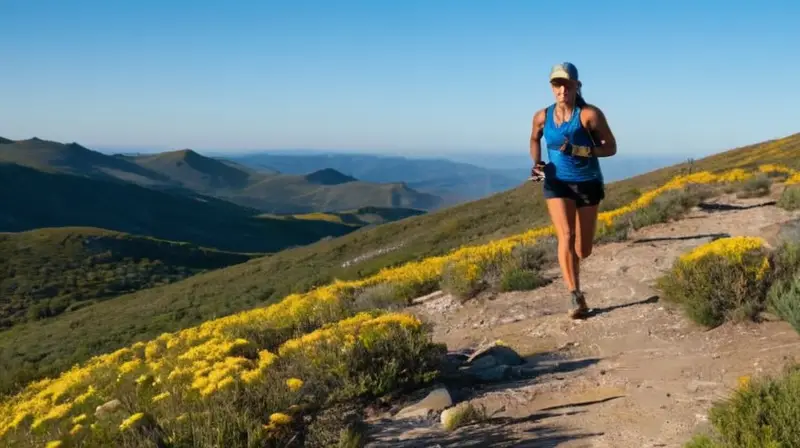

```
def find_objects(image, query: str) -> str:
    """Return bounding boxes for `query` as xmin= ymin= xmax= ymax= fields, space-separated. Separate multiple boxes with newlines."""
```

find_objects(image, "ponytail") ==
xmin=575 ymin=86 xmax=587 ymax=107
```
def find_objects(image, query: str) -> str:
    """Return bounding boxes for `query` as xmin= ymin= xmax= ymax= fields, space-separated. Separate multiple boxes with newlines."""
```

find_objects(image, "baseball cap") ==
xmin=550 ymin=62 xmax=580 ymax=83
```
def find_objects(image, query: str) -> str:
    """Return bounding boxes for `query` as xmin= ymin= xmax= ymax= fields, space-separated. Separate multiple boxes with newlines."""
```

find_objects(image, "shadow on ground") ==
xmin=365 ymin=414 xmax=604 ymax=447
xmin=633 ymin=232 xmax=730 ymax=244
xmin=586 ymin=295 xmax=660 ymax=318
xmin=698 ymin=201 xmax=776 ymax=212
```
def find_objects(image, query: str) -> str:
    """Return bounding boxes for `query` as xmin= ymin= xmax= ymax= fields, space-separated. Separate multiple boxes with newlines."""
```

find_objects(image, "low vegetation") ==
xmin=0 ymin=307 xmax=443 ymax=447
xmin=441 ymin=402 xmax=489 ymax=431
xmin=1 ymin=135 xmax=798 ymax=401
xmin=595 ymin=183 xmax=715 ymax=243
xmin=733 ymin=173 xmax=772 ymax=198
xmin=440 ymin=236 xmax=556 ymax=301
xmin=0 ymin=227 xmax=254 ymax=330
xmin=777 ymin=185 xmax=800 ymax=211
xmin=657 ymin=236 xmax=772 ymax=327
xmin=686 ymin=365 xmax=800 ymax=448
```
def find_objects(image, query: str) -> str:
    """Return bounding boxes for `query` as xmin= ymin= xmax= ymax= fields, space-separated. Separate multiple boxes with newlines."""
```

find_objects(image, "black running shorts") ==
xmin=542 ymin=176 xmax=605 ymax=208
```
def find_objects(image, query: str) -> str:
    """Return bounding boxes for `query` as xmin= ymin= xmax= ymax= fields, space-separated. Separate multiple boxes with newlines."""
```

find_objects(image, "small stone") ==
xmin=394 ymin=388 xmax=453 ymax=419
xmin=95 ymin=399 xmax=122 ymax=419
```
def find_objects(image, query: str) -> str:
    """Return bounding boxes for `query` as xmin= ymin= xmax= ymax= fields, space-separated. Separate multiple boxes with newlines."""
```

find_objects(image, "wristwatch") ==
xmin=560 ymin=142 xmax=594 ymax=158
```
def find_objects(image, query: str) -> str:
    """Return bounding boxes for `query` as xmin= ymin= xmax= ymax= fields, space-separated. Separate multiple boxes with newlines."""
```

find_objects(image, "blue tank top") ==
xmin=543 ymin=103 xmax=604 ymax=183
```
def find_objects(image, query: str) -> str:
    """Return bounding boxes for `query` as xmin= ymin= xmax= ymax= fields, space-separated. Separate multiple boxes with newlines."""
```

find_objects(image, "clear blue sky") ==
xmin=1 ymin=0 xmax=798 ymax=157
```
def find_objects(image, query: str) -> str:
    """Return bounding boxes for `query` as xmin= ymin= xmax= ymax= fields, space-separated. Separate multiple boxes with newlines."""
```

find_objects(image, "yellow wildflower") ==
xmin=286 ymin=378 xmax=304 ymax=392
xmin=152 ymin=391 xmax=171 ymax=403
xmin=269 ymin=412 xmax=292 ymax=425
xmin=679 ymin=236 xmax=766 ymax=264
xmin=119 ymin=412 xmax=146 ymax=431
xmin=72 ymin=414 xmax=88 ymax=424
xmin=45 ymin=441 xmax=63 ymax=448
xmin=738 ymin=375 xmax=751 ymax=390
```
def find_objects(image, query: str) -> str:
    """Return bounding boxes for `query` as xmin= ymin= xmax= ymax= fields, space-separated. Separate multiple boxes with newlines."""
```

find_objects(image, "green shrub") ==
xmin=657 ymin=237 xmax=772 ymax=327
xmin=595 ymin=185 xmax=715 ymax=244
xmin=440 ymin=260 xmax=485 ymax=301
xmin=439 ymin=237 xmax=557 ymax=301
xmin=350 ymin=283 xmax=405 ymax=312
xmin=735 ymin=173 xmax=773 ymax=198
xmin=684 ymin=434 xmax=717 ymax=448
xmin=499 ymin=268 xmax=548 ymax=292
xmin=777 ymin=185 xmax=800 ymax=211
xmin=441 ymin=402 xmax=489 ymax=431
xmin=768 ymin=276 xmax=800 ymax=335
xmin=512 ymin=236 xmax=557 ymax=270
xmin=686 ymin=365 xmax=800 ymax=447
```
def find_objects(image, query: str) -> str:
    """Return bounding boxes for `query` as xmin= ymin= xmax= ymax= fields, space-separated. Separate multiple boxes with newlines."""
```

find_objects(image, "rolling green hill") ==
xmin=0 ymin=162 xmax=356 ymax=253
xmin=235 ymin=170 xmax=442 ymax=213
xmin=0 ymin=137 xmax=171 ymax=186
xmin=121 ymin=149 xmax=261 ymax=191
xmin=0 ymin=227 xmax=254 ymax=330
xmin=0 ymin=132 xmax=797 ymax=397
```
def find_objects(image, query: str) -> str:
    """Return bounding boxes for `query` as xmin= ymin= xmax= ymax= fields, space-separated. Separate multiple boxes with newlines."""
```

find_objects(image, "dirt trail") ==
xmin=365 ymin=189 xmax=800 ymax=447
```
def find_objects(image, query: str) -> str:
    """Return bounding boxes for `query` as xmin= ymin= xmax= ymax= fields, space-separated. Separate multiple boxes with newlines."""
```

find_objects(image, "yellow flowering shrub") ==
xmin=658 ymin=236 xmax=773 ymax=327
xmin=687 ymin=365 xmax=800 ymax=447
xmin=0 ymin=312 xmax=438 ymax=447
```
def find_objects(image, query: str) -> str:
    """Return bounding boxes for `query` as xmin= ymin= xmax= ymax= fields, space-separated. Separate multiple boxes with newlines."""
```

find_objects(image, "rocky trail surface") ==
xmin=363 ymin=188 xmax=800 ymax=447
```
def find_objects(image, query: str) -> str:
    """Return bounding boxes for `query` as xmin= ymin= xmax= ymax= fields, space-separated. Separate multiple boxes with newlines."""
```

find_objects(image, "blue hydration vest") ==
xmin=543 ymin=103 xmax=604 ymax=183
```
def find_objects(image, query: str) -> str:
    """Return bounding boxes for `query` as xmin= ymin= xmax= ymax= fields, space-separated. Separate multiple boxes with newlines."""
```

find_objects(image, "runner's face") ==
xmin=550 ymin=79 xmax=577 ymax=105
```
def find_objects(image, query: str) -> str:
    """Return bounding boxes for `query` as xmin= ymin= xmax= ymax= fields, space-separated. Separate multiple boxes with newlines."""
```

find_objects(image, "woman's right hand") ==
xmin=529 ymin=162 xmax=546 ymax=182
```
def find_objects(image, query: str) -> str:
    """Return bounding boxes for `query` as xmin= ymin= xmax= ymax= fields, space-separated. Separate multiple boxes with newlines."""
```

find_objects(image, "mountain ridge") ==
xmin=0 ymin=137 xmax=443 ymax=214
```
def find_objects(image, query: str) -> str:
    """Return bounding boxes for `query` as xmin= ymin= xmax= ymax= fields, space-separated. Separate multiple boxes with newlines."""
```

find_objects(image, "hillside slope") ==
xmin=0 ymin=162 xmax=355 ymax=253
xmin=238 ymin=171 xmax=443 ymax=213
xmin=3 ymin=162 xmax=799 ymax=447
xmin=0 ymin=227 xmax=254 ymax=330
xmin=368 ymin=185 xmax=800 ymax=446
xmin=0 ymin=137 xmax=171 ymax=186
xmin=262 ymin=206 xmax=427 ymax=227
xmin=0 ymin=132 xmax=797 ymax=396
xmin=125 ymin=149 xmax=258 ymax=191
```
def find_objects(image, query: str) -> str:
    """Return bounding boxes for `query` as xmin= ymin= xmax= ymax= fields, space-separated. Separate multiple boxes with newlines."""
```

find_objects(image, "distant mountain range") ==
xmin=0 ymin=137 xmax=442 ymax=214
xmin=225 ymin=152 xmax=524 ymax=205
xmin=0 ymin=137 xmax=434 ymax=253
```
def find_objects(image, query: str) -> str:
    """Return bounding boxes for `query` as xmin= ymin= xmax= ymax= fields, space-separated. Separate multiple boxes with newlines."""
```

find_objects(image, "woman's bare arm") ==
xmin=582 ymin=105 xmax=617 ymax=157
xmin=529 ymin=108 xmax=547 ymax=164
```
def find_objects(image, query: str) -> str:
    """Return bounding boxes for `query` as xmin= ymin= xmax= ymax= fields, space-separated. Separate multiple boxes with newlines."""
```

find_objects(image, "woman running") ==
xmin=529 ymin=62 xmax=617 ymax=319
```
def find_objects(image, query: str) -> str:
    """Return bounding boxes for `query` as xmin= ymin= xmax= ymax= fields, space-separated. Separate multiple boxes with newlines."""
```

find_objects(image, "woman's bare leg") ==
xmin=545 ymin=198 xmax=579 ymax=292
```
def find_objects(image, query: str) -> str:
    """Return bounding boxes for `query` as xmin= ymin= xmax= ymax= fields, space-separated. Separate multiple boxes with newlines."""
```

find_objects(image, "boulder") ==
xmin=466 ymin=342 xmax=525 ymax=366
